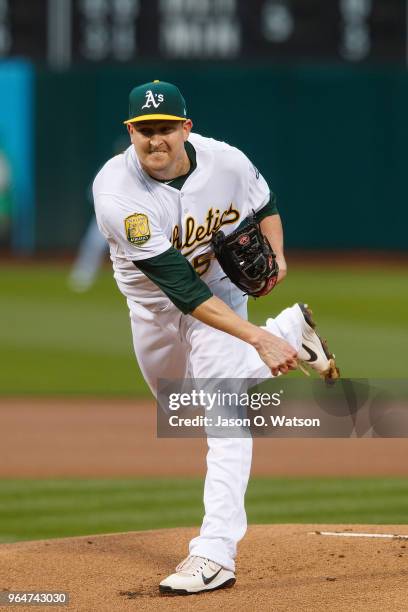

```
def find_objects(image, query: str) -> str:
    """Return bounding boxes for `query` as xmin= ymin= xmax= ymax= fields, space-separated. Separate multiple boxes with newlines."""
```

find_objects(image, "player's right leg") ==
xmin=294 ymin=303 xmax=339 ymax=380
xmin=264 ymin=303 xmax=339 ymax=381
xmin=243 ymin=302 xmax=339 ymax=381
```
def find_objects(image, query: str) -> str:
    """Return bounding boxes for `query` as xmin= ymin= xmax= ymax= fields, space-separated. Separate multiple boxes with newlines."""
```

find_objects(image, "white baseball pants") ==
xmin=129 ymin=297 xmax=303 ymax=571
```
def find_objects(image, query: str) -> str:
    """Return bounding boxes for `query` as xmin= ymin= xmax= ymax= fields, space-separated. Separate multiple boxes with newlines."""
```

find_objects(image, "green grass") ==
xmin=0 ymin=262 xmax=407 ymax=394
xmin=0 ymin=477 xmax=407 ymax=543
xmin=0 ymin=265 xmax=149 ymax=395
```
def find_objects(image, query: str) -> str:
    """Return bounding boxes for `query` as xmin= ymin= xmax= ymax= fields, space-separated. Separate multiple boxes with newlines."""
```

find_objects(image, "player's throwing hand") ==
xmin=252 ymin=328 xmax=298 ymax=376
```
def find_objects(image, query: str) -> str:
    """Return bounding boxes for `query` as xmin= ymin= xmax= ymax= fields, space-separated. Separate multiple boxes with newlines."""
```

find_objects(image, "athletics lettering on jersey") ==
xmin=172 ymin=203 xmax=240 ymax=256
xmin=142 ymin=90 xmax=164 ymax=110
xmin=124 ymin=213 xmax=151 ymax=246
xmin=94 ymin=133 xmax=271 ymax=304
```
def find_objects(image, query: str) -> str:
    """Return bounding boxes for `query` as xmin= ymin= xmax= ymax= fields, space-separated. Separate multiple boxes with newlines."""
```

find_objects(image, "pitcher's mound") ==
xmin=1 ymin=524 xmax=408 ymax=611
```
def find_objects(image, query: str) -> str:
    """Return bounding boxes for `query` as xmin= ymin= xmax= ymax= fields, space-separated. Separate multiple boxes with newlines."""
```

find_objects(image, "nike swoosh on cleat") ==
xmin=301 ymin=344 xmax=318 ymax=362
xmin=202 ymin=567 xmax=222 ymax=585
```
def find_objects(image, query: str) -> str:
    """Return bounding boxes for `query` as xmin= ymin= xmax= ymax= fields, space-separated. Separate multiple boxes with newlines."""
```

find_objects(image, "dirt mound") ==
xmin=1 ymin=525 xmax=408 ymax=611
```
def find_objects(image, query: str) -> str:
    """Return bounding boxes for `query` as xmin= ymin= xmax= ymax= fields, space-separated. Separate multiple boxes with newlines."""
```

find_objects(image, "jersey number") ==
xmin=192 ymin=252 xmax=213 ymax=276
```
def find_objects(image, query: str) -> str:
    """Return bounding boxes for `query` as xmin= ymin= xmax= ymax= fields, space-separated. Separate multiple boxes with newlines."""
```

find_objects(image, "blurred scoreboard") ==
xmin=0 ymin=0 xmax=406 ymax=65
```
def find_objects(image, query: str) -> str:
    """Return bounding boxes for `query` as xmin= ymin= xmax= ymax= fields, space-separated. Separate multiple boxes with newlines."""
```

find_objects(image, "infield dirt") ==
xmin=1 ymin=524 xmax=408 ymax=611
xmin=1 ymin=398 xmax=408 ymax=477
xmin=2 ymin=398 xmax=408 ymax=611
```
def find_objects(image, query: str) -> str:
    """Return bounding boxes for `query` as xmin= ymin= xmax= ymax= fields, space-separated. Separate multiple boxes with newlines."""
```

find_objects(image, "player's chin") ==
xmin=146 ymin=153 xmax=170 ymax=170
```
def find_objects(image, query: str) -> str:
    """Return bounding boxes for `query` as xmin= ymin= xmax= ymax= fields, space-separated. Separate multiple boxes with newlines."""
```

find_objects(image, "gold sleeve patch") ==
xmin=124 ymin=213 xmax=151 ymax=246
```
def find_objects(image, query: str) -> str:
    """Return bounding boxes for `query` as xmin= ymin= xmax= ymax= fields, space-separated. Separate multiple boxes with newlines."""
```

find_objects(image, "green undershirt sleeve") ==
xmin=255 ymin=193 xmax=279 ymax=223
xmin=134 ymin=247 xmax=213 ymax=315
xmin=238 ymin=194 xmax=279 ymax=230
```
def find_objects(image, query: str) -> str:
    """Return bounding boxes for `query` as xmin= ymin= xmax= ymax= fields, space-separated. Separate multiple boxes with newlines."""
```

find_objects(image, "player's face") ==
xmin=127 ymin=119 xmax=193 ymax=179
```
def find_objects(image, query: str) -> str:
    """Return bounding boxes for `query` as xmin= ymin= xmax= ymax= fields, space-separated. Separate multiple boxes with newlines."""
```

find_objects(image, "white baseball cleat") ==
xmin=159 ymin=555 xmax=236 ymax=595
xmin=296 ymin=303 xmax=340 ymax=382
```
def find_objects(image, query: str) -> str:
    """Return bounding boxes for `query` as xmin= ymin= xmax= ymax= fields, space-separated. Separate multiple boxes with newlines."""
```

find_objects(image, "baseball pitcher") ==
xmin=93 ymin=80 xmax=339 ymax=595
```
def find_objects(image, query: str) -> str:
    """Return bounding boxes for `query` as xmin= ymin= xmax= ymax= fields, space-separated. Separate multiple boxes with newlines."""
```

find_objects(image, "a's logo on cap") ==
xmin=142 ymin=90 xmax=164 ymax=110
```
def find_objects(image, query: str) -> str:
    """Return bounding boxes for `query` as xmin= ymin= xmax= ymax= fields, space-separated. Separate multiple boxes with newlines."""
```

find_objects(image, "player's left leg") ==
xmin=161 ymin=301 xmax=308 ymax=589
xmin=129 ymin=301 xmax=188 ymax=397
xmin=160 ymin=300 xmax=254 ymax=594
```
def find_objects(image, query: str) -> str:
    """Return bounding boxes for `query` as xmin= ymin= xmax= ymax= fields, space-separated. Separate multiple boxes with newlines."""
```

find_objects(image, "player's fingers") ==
xmin=279 ymin=364 xmax=289 ymax=375
xmin=287 ymin=358 xmax=298 ymax=370
xmin=271 ymin=367 xmax=280 ymax=377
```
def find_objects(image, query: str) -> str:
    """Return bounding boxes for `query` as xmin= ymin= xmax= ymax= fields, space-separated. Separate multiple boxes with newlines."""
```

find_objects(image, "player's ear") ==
xmin=182 ymin=119 xmax=193 ymax=141
xmin=126 ymin=123 xmax=136 ymax=142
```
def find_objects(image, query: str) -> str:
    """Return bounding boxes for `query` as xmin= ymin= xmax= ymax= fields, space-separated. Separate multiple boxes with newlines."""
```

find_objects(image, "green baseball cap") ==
xmin=124 ymin=80 xmax=188 ymax=124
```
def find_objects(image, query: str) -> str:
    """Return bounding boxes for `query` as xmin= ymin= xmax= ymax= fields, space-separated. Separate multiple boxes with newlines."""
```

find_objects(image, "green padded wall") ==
xmin=35 ymin=64 xmax=408 ymax=250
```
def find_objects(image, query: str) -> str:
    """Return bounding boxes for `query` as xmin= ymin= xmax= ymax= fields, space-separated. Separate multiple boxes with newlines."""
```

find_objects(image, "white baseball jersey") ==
xmin=93 ymin=133 xmax=270 ymax=309
xmin=93 ymin=129 xmax=308 ymax=574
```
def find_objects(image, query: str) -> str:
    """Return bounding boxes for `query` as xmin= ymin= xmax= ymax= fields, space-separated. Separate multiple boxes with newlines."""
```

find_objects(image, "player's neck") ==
xmin=144 ymin=150 xmax=190 ymax=182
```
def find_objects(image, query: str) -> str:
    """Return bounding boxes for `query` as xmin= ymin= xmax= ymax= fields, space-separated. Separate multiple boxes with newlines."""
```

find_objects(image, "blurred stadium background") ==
xmin=0 ymin=0 xmax=407 ymax=543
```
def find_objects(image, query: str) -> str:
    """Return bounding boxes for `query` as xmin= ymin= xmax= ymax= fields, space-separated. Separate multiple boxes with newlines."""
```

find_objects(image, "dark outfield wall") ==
xmin=35 ymin=64 xmax=408 ymax=250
